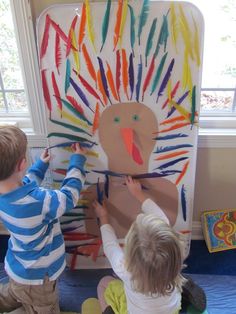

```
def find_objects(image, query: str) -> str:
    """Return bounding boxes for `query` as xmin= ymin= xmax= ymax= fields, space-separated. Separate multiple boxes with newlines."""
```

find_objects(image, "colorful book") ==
xmin=201 ymin=209 xmax=236 ymax=253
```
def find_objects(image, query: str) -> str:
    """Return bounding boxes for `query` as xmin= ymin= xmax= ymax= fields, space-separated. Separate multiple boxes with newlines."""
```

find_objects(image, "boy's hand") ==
xmin=126 ymin=176 xmax=147 ymax=203
xmin=93 ymin=200 xmax=109 ymax=226
xmin=40 ymin=148 xmax=50 ymax=163
xmin=71 ymin=143 xmax=87 ymax=155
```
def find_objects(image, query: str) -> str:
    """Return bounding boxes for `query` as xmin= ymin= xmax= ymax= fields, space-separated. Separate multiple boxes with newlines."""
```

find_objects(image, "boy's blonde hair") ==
xmin=124 ymin=213 xmax=185 ymax=296
xmin=0 ymin=126 xmax=27 ymax=180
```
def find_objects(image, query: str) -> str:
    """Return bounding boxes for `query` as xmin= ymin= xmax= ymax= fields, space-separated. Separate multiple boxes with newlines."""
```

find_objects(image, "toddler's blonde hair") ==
xmin=124 ymin=213 xmax=185 ymax=296
xmin=0 ymin=126 xmax=27 ymax=180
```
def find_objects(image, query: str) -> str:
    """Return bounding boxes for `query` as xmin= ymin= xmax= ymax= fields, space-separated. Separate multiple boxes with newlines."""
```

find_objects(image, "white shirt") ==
xmin=100 ymin=198 xmax=181 ymax=314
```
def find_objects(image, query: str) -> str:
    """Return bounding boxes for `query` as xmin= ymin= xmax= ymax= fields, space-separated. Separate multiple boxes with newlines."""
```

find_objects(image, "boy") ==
xmin=0 ymin=125 xmax=86 ymax=314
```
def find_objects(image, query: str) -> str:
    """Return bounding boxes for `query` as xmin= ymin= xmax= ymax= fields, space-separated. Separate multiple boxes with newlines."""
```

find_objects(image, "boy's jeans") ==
xmin=0 ymin=276 xmax=60 ymax=314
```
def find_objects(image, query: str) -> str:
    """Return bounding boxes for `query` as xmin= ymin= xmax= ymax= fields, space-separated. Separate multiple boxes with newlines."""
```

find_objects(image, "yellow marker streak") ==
xmin=170 ymin=3 xmax=178 ymax=51
xmin=119 ymin=0 xmax=128 ymax=47
xmin=58 ymin=109 xmax=89 ymax=129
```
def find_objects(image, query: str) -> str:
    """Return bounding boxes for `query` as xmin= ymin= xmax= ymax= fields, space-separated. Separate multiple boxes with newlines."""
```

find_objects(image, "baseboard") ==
xmin=0 ymin=221 xmax=204 ymax=239
xmin=191 ymin=221 xmax=204 ymax=240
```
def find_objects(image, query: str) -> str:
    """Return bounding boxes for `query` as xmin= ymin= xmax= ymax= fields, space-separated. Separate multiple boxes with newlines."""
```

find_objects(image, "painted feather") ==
xmin=78 ymin=3 xmax=86 ymax=52
xmin=100 ymin=0 xmax=111 ymax=52
xmin=156 ymin=58 xmax=175 ymax=102
xmin=85 ymin=0 xmax=96 ymax=52
xmin=138 ymin=0 xmax=150 ymax=45
xmin=142 ymin=55 xmax=155 ymax=101
xmin=116 ymin=50 xmax=121 ymax=101
xmin=136 ymin=55 xmax=143 ymax=102
xmin=181 ymin=184 xmax=187 ymax=221
xmin=179 ymin=4 xmax=194 ymax=60
xmin=122 ymin=49 xmax=129 ymax=99
xmin=58 ymin=109 xmax=88 ymax=129
xmin=97 ymin=70 xmax=108 ymax=105
xmin=106 ymin=61 xmax=119 ymax=101
xmin=162 ymin=80 xmax=180 ymax=109
xmin=193 ymin=16 xmax=200 ymax=66
xmin=55 ymin=33 xmax=61 ymax=74
xmin=48 ymin=141 xmax=95 ymax=150
xmin=51 ymin=72 xmax=62 ymax=114
xmin=65 ymin=59 xmax=71 ymax=94
xmin=40 ymin=14 xmax=51 ymax=59
xmin=92 ymin=103 xmax=100 ymax=134
xmin=41 ymin=70 xmax=52 ymax=118
xmin=154 ymin=133 xmax=188 ymax=141
xmin=66 ymin=16 xmax=78 ymax=57
xmin=150 ymin=52 xmax=168 ymax=95
xmin=191 ymin=86 xmax=196 ymax=126
xmin=96 ymin=178 xmax=104 ymax=205
xmin=170 ymin=3 xmax=178 ymax=51
xmin=71 ymin=29 xmax=80 ymax=74
xmin=57 ymin=97 xmax=92 ymax=125
xmin=154 ymin=144 xmax=193 ymax=153
xmin=48 ymin=132 xmax=96 ymax=145
xmin=176 ymin=161 xmax=190 ymax=185
xmin=158 ymin=157 xmax=188 ymax=170
xmin=128 ymin=53 xmax=134 ymax=100
xmin=66 ymin=95 xmax=84 ymax=115
xmin=50 ymin=18 xmax=68 ymax=44
xmin=78 ymin=73 xmax=103 ymax=104
xmin=182 ymin=49 xmax=192 ymax=91
xmin=104 ymin=175 xmax=109 ymax=198
xmin=154 ymin=14 xmax=169 ymax=58
xmin=70 ymin=77 xmax=94 ymax=112
xmin=145 ymin=18 xmax=157 ymax=66
xmin=113 ymin=0 xmax=123 ymax=51
xmin=169 ymin=99 xmax=190 ymax=120
xmin=161 ymin=114 xmax=190 ymax=125
xmin=158 ymin=122 xmax=191 ymax=133
xmin=119 ymin=0 xmax=128 ymax=47
xmin=50 ymin=118 xmax=91 ymax=136
xmin=128 ymin=4 xmax=135 ymax=54
xmin=167 ymin=90 xmax=189 ymax=118
xmin=97 ymin=57 xmax=111 ymax=103
xmin=156 ymin=150 xmax=189 ymax=161
xmin=93 ymin=170 xmax=124 ymax=178
xmin=82 ymin=44 xmax=97 ymax=87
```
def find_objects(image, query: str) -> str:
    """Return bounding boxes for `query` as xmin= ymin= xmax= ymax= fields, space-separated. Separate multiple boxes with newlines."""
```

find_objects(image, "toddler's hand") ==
xmin=71 ymin=143 xmax=87 ymax=155
xmin=93 ymin=200 xmax=108 ymax=219
xmin=40 ymin=148 xmax=50 ymax=163
xmin=126 ymin=176 xmax=147 ymax=203
xmin=126 ymin=176 xmax=142 ymax=197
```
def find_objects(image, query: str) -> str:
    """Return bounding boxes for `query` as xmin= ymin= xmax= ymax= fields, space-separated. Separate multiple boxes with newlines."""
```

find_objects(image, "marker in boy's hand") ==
xmin=71 ymin=142 xmax=87 ymax=155
xmin=40 ymin=148 xmax=50 ymax=163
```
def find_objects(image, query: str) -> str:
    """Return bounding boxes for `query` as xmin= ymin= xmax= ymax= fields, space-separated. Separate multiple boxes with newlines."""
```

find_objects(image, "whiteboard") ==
xmin=37 ymin=0 xmax=204 ymax=268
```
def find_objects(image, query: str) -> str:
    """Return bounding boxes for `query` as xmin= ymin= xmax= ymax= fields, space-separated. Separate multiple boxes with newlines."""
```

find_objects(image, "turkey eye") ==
xmin=133 ymin=114 xmax=140 ymax=121
xmin=114 ymin=116 xmax=120 ymax=123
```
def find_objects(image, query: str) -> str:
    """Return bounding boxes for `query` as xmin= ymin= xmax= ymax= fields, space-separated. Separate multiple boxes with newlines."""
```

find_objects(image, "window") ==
xmin=192 ymin=0 xmax=236 ymax=128
xmin=0 ymin=0 xmax=46 ymax=135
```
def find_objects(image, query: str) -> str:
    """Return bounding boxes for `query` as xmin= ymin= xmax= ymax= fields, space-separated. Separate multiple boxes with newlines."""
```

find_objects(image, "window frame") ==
xmin=0 ymin=0 xmax=47 ymax=135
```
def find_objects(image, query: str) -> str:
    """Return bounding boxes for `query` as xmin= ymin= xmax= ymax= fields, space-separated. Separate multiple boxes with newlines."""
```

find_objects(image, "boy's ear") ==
xmin=17 ymin=157 xmax=27 ymax=172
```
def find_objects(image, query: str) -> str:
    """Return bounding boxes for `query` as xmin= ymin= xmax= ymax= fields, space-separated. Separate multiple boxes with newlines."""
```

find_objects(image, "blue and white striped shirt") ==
xmin=0 ymin=154 xmax=86 ymax=284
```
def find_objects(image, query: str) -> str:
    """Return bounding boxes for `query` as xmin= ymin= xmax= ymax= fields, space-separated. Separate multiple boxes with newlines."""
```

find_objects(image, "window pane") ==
xmin=0 ymin=92 xmax=5 ymax=112
xmin=193 ymin=0 xmax=236 ymax=89
xmin=0 ymin=0 xmax=29 ymax=118
xmin=5 ymin=91 xmax=27 ymax=113
xmin=200 ymin=90 xmax=234 ymax=113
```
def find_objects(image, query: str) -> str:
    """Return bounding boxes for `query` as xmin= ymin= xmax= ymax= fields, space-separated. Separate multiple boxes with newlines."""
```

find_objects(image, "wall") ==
xmin=29 ymin=0 xmax=236 ymax=236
